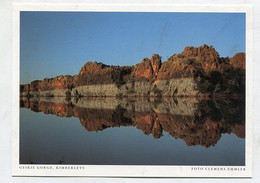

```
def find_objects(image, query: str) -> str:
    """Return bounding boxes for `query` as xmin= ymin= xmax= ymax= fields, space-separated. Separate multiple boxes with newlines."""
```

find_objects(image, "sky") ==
xmin=20 ymin=12 xmax=245 ymax=84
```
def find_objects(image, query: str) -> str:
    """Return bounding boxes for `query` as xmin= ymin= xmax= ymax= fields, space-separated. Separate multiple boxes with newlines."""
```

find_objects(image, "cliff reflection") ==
xmin=20 ymin=97 xmax=245 ymax=148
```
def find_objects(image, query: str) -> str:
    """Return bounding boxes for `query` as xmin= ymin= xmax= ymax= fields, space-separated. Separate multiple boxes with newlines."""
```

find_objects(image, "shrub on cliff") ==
xmin=208 ymin=71 xmax=223 ymax=86
xmin=196 ymin=78 xmax=215 ymax=93
xmin=112 ymin=66 xmax=132 ymax=87
xmin=196 ymin=67 xmax=245 ymax=95
xmin=221 ymin=67 xmax=245 ymax=95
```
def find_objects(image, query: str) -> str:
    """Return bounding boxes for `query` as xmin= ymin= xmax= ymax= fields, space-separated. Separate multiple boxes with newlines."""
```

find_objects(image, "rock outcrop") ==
xmin=77 ymin=61 xmax=133 ymax=87
xmin=39 ymin=75 xmax=75 ymax=91
xmin=157 ymin=44 xmax=226 ymax=80
xmin=181 ymin=44 xmax=222 ymax=73
xmin=132 ymin=54 xmax=161 ymax=80
xmin=230 ymin=53 xmax=246 ymax=69
xmin=20 ymin=44 xmax=246 ymax=98
xmin=79 ymin=62 xmax=112 ymax=75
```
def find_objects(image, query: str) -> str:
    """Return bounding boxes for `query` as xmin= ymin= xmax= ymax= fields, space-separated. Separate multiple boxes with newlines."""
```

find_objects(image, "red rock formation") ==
xmin=150 ymin=54 xmax=162 ymax=77
xmin=20 ymin=44 xmax=245 ymax=96
xmin=77 ymin=61 xmax=133 ymax=86
xmin=132 ymin=54 xmax=161 ymax=80
xmin=157 ymin=57 xmax=201 ymax=79
xmin=182 ymin=44 xmax=221 ymax=73
xmin=79 ymin=62 xmax=113 ymax=75
xmin=157 ymin=44 xmax=226 ymax=80
xmin=230 ymin=53 xmax=245 ymax=69
xmin=38 ymin=75 xmax=75 ymax=91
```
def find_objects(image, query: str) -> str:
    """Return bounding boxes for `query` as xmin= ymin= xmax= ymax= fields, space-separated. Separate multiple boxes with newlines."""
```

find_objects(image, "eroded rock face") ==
xmin=132 ymin=54 xmax=161 ymax=80
xmin=39 ymin=75 xmax=75 ymax=91
xmin=20 ymin=44 xmax=245 ymax=97
xmin=157 ymin=44 xmax=225 ymax=80
xmin=21 ymin=76 xmax=76 ymax=97
xmin=182 ymin=44 xmax=221 ymax=72
xmin=77 ymin=61 xmax=133 ymax=86
xmin=151 ymin=54 xmax=162 ymax=76
xmin=230 ymin=53 xmax=246 ymax=69
xmin=79 ymin=62 xmax=113 ymax=75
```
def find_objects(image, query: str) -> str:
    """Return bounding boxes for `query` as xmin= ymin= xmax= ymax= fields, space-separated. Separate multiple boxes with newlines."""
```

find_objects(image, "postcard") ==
xmin=12 ymin=4 xmax=252 ymax=177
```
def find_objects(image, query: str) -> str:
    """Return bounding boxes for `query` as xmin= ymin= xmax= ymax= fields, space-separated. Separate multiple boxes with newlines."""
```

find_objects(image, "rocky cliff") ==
xmin=20 ymin=44 xmax=246 ymax=98
xmin=132 ymin=54 xmax=161 ymax=80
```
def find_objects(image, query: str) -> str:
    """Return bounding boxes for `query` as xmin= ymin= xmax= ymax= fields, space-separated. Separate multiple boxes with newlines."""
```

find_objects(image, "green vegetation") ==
xmin=196 ymin=78 xmax=215 ymax=93
xmin=195 ymin=68 xmax=245 ymax=96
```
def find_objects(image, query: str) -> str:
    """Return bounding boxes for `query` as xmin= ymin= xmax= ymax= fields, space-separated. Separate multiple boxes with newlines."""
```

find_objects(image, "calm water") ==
xmin=20 ymin=97 xmax=245 ymax=165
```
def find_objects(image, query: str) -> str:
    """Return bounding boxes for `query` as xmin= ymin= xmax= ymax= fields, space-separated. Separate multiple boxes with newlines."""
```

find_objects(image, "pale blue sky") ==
xmin=20 ymin=12 xmax=245 ymax=84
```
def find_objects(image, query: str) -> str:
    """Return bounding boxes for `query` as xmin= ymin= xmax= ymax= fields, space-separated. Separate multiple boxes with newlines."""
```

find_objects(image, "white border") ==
xmin=12 ymin=4 xmax=253 ymax=177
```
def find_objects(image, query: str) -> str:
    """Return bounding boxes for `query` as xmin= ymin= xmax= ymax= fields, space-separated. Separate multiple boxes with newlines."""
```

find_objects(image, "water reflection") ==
xmin=20 ymin=97 xmax=245 ymax=148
